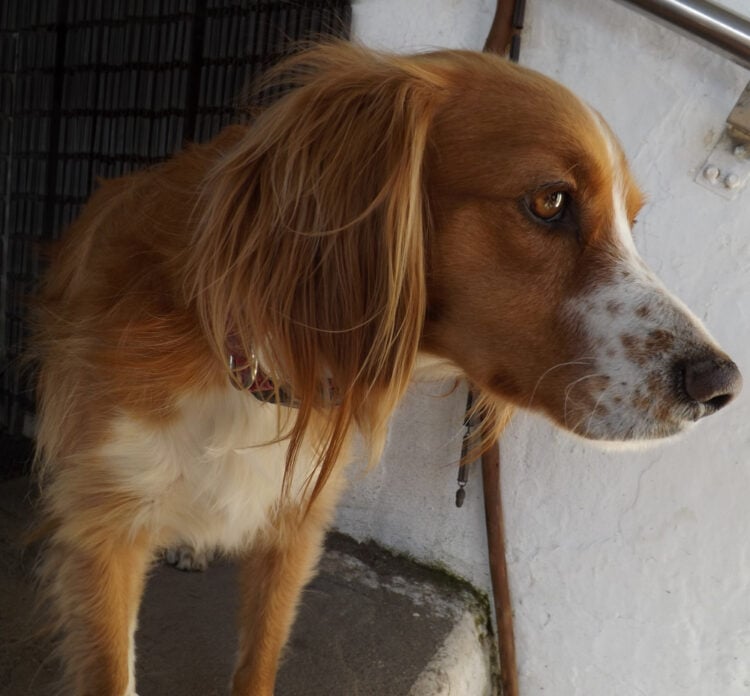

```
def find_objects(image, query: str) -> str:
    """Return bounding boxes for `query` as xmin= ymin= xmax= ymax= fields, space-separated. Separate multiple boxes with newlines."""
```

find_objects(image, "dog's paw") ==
xmin=164 ymin=545 xmax=215 ymax=572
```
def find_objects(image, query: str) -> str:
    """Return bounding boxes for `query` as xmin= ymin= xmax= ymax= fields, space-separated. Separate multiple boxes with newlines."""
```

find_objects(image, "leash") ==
xmin=485 ymin=0 xmax=526 ymax=58
xmin=454 ymin=389 xmax=474 ymax=508
xmin=455 ymin=382 xmax=518 ymax=696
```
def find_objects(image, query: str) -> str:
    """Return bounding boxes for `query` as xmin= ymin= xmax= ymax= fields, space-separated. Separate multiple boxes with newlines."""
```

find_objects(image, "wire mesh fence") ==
xmin=0 ymin=0 xmax=351 ymax=446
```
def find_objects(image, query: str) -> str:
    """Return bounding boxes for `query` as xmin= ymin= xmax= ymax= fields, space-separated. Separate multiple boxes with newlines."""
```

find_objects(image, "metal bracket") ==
xmin=696 ymin=82 xmax=750 ymax=200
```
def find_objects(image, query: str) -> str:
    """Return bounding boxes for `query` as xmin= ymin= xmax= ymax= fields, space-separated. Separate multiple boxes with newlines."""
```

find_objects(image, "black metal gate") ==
xmin=0 ymin=1 xmax=350 ymax=468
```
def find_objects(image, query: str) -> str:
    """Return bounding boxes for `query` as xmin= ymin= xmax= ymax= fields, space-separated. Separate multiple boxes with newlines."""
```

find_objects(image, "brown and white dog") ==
xmin=32 ymin=43 xmax=741 ymax=695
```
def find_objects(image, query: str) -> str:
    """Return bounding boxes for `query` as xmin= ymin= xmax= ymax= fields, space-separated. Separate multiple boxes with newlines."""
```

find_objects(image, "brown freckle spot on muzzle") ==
xmin=606 ymin=300 xmax=623 ymax=316
xmin=612 ymin=395 xmax=622 ymax=405
xmin=654 ymin=402 xmax=673 ymax=423
xmin=631 ymin=389 xmax=650 ymax=413
xmin=636 ymin=305 xmax=651 ymax=318
xmin=644 ymin=329 xmax=675 ymax=354
xmin=621 ymin=334 xmax=650 ymax=367
xmin=647 ymin=371 xmax=662 ymax=394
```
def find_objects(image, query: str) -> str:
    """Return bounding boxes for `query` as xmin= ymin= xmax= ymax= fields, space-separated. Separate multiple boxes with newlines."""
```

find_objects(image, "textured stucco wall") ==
xmin=337 ymin=1 xmax=750 ymax=694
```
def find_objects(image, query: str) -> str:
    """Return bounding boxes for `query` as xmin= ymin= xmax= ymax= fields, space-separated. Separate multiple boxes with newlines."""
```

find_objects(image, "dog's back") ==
xmin=35 ymin=125 xmax=248 ymax=434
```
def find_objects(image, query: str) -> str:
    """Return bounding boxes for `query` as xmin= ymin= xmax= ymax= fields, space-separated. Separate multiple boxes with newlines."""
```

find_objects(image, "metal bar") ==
xmin=614 ymin=0 xmax=750 ymax=70
xmin=184 ymin=0 xmax=206 ymax=143
xmin=42 ymin=0 xmax=68 ymax=241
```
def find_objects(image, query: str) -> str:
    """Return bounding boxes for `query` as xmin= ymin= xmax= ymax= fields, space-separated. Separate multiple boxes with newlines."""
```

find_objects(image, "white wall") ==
xmin=337 ymin=1 xmax=750 ymax=694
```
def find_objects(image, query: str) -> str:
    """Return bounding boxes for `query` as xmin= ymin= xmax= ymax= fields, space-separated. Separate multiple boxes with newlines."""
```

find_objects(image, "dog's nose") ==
xmin=683 ymin=358 xmax=742 ymax=412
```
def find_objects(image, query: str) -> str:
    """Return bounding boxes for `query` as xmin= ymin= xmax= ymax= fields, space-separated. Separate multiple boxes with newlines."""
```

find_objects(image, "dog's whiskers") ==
xmin=527 ymin=358 xmax=595 ymax=411
xmin=561 ymin=371 xmax=606 ymax=429
xmin=581 ymin=388 xmax=609 ymax=437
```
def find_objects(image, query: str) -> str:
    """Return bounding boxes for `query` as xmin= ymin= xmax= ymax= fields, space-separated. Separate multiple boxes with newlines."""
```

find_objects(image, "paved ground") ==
xmin=0 ymin=477 xmax=495 ymax=696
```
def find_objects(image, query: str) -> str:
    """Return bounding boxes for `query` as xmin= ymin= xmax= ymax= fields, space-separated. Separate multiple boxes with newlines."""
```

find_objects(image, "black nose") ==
xmin=683 ymin=358 xmax=742 ymax=412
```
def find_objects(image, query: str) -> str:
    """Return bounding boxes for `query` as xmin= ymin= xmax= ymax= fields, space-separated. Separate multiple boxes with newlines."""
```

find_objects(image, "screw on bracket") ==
xmin=703 ymin=165 xmax=721 ymax=183
xmin=696 ymin=81 xmax=750 ymax=200
xmin=724 ymin=172 xmax=741 ymax=190
xmin=697 ymin=135 xmax=749 ymax=199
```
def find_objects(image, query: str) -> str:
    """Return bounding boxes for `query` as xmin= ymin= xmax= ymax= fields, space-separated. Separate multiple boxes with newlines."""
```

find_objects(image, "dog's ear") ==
xmin=187 ymin=43 xmax=444 ymax=500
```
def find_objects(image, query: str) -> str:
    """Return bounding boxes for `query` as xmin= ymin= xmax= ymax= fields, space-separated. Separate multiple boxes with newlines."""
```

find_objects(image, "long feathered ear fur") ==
xmin=185 ymin=43 xmax=447 ymax=502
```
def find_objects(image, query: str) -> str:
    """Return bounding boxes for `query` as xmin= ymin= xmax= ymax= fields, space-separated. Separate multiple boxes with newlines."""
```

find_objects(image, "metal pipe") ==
xmin=614 ymin=0 xmax=750 ymax=70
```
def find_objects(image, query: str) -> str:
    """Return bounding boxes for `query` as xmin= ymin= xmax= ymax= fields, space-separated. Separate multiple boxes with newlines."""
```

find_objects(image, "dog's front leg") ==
xmin=231 ymin=493 xmax=337 ymax=696
xmin=42 ymin=528 xmax=152 ymax=696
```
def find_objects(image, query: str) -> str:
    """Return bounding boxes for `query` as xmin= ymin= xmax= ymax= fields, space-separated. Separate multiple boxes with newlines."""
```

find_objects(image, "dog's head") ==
xmin=419 ymin=52 xmax=741 ymax=440
xmin=191 ymin=44 xmax=740 ymax=490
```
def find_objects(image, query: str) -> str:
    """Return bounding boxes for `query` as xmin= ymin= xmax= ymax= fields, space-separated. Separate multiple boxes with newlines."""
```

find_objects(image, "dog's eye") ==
xmin=528 ymin=189 xmax=568 ymax=222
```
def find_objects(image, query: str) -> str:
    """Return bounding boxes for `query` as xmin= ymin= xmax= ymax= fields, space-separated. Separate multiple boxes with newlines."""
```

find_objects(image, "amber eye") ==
xmin=528 ymin=189 xmax=568 ymax=222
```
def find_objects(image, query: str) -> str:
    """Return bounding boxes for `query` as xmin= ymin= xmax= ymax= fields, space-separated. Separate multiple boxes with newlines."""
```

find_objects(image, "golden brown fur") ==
xmin=30 ymin=42 xmax=739 ymax=695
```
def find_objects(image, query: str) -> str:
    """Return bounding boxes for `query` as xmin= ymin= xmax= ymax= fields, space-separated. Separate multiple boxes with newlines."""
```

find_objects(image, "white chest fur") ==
xmin=99 ymin=387 xmax=317 ymax=553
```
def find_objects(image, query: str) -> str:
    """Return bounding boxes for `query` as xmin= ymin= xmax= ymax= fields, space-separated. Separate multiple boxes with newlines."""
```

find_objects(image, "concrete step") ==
xmin=0 ymin=477 xmax=497 ymax=696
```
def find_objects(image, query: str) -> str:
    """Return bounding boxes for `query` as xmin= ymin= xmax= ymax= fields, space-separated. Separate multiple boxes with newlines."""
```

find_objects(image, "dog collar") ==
xmin=228 ymin=351 xmax=288 ymax=404
xmin=228 ymin=352 xmax=337 ymax=406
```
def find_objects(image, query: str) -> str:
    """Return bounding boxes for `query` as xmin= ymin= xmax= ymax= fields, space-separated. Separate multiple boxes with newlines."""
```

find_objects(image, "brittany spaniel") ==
xmin=31 ymin=43 xmax=740 ymax=695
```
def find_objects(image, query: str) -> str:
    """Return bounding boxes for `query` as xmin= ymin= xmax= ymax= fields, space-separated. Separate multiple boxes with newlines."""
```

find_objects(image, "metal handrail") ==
xmin=614 ymin=0 xmax=750 ymax=70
